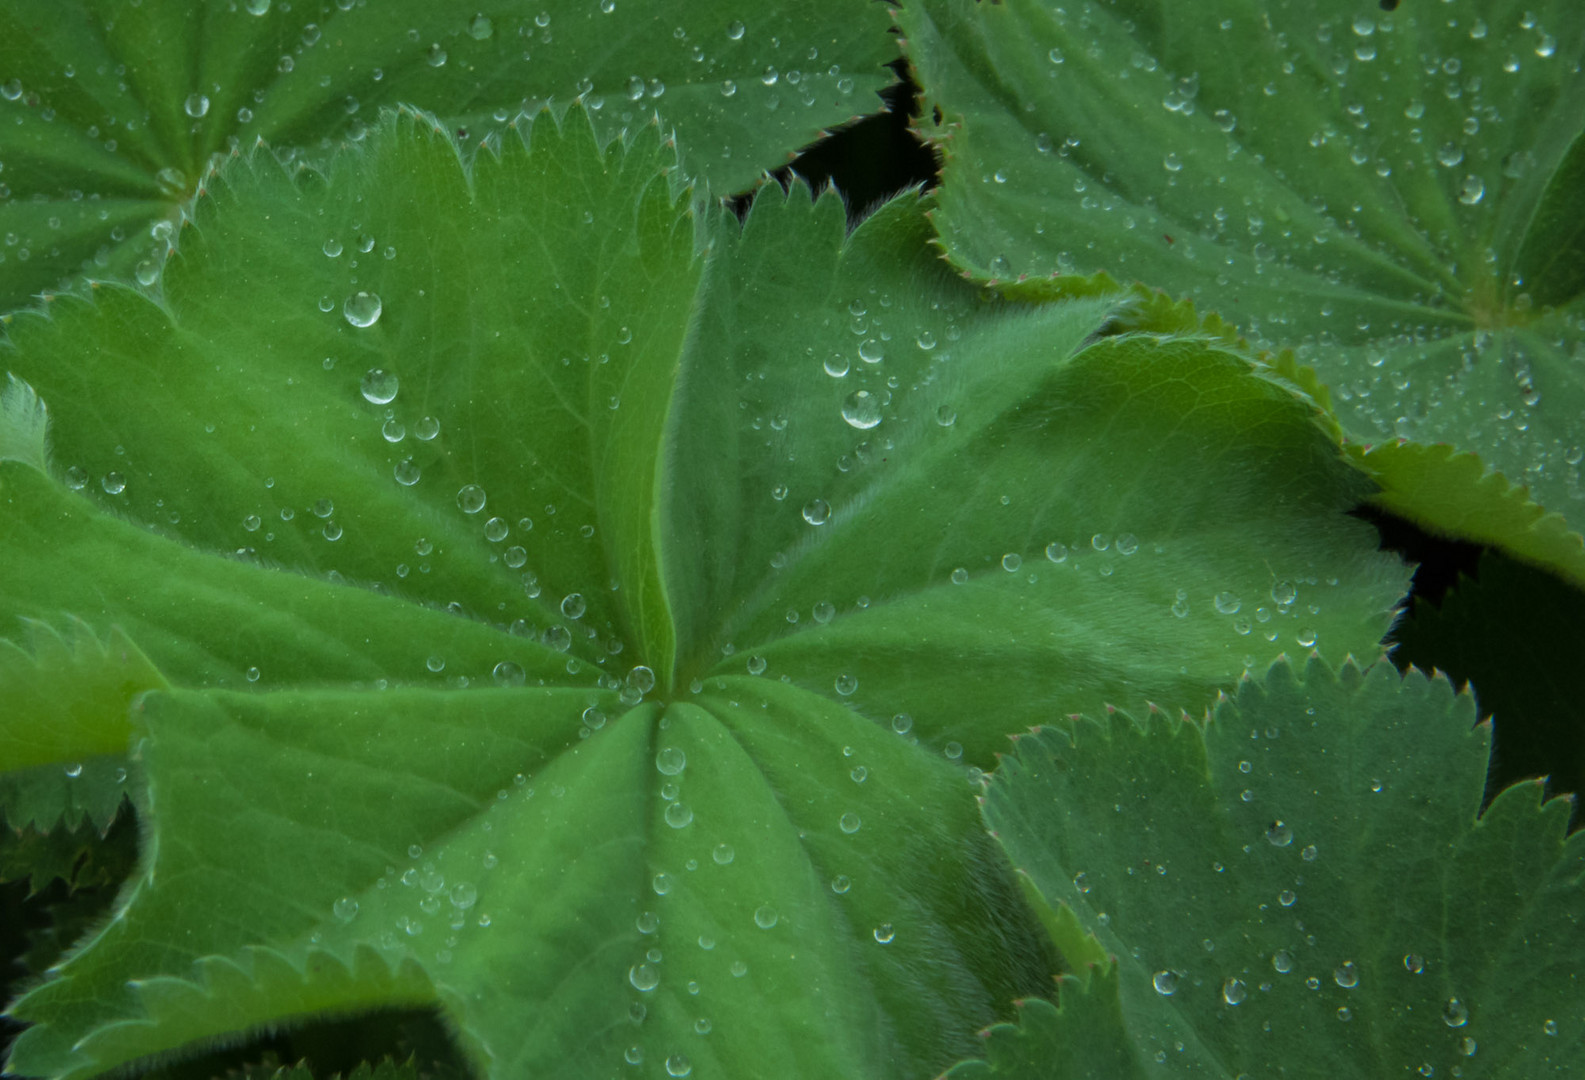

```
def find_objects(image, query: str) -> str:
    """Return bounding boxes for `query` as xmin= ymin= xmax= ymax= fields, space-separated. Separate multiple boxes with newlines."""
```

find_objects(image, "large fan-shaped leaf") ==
xmin=1 ymin=102 xmax=1405 ymax=1079
xmin=900 ymin=0 xmax=1585 ymax=583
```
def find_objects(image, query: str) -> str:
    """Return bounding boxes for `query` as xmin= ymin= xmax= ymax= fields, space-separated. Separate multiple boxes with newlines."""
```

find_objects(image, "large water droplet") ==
xmin=841 ymin=389 xmax=882 ymax=429
xmin=802 ymin=498 xmax=831 ymax=525
xmin=344 ymin=291 xmax=383 ymax=327
xmin=184 ymin=93 xmax=210 ymax=118
xmin=664 ymin=802 xmax=694 ymax=828
xmin=1334 ymin=961 xmax=1359 ymax=989
xmin=332 ymin=897 xmax=359 ymax=922
xmin=492 ymin=661 xmax=525 ymax=687
xmin=561 ymin=592 xmax=586 ymax=619
xmin=1152 ymin=970 xmax=1179 ymax=995
xmin=1443 ymin=998 xmax=1469 ymax=1027
xmin=629 ymin=963 xmax=659 ymax=991
xmin=753 ymin=905 xmax=778 ymax=929
xmin=1266 ymin=820 xmax=1293 ymax=847
xmin=457 ymin=484 xmax=487 ymax=514
xmin=656 ymin=747 xmax=687 ymax=776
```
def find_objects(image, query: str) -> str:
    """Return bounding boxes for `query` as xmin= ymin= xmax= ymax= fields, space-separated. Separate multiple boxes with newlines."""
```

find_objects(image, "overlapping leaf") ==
xmin=900 ymin=0 xmax=1585 ymax=584
xmin=970 ymin=656 xmax=1585 ymax=1076
xmin=0 ymin=0 xmax=896 ymax=312
xmin=1 ymin=100 xmax=1407 ymax=1079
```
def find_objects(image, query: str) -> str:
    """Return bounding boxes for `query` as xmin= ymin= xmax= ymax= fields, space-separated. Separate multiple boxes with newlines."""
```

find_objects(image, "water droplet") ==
xmin=1214 ymin=591 xmax=1241 ymax=615
xmin=245 ymin=0 xmax=271 ymax=13
xmin=1001 ymin=553 xmax=1022 ymax=572
xmin=891 ymin=713 xmax=913 ymax=735
xmin=457 ymin=484 xmax=487 ymax=514
xmin=332 ymin=896 xmax=359 ymax=922
xmin=1296 ymin=628 xmax=1317 ymax=648
xmin=1404 ymin=953 xmax=1424 ymax=973
xmin=1457 ymin=175 xmax=1485 ymax=206
xmin=857 ymin=338 xmax=884 ymax=364
xmin=625 ymin=1046 xmax=643 ymax=1065
xmin=450 ymin=883 xmax=478 ymax=909
xmin=664 ymin=803 xmax=693 ymax=828
xmin=1270 ymin=580 xmax=1297 ymax=606
xmin=99 ymin=471 xmax=127 ymax=495
xmin=629 ymin=963 xmax=659 ymax=992
xmin=1222 ymin=977 xmax=1246 ymax=1005
xmin=394 ymin=458 xmax=421 ymax=486
xmin=1045 ymin=541 xmax=1069 ymax=563
xmin=839 ymin=812 xmax=861 ymax=834
xmin=1544 ymin=1019 xmax=1559 ymax=1036
xmin=426 ymin=43 xmax=447 ymax=67
xmin=711 ymin=843 xmax=734 ymax=866
xmin=753 ymin=905 xmax=778 ymax=929
xmin=1443 ymin=998 xmax=1469 ymax=1027
xmin=344 ymin=291 xmax=383 ymax=328
xmin=1272 ymin=950 xmax=1293 ymax=973
xmin=357 ymin=370 xmax=399 ymax=409
xmin=1153 ymin=970 xmax=1179 ymax=995
xmin=1266 ymin=820 xmax=1293 ymax=847
xmin=665 ymin=1055 xmax=692 ymax=1078
xmin=951 ymin=567 xmax=970 ymax=584
xmin=802 ymin=499 xmax=831 ymax=525
xmin=1301 ymin=844 xmax=1318 ymax=861
xmin=656 ymin=747 xmax=686 ymax=776
xmin=726 ymin=19 xmax=745 ymax=39
xmin=834 ymin=673 xmax=858 ymax=696
xmin=841 ymin=389 xmax=882 ymax=429
xmin=746 ymin=654 xmax=767 ymax=675
xmin=831 ymin=874 xmax=851 ymax=894
xmin=468 ymin=13 xmax=494 ymax=39
xmin=1334 ymin=962 xmax=1359 ymax=989
xmin=873 ymin=923 xmax=895 ymax=944
xmin=184 ymin=93 xmax=210 ymax=118
xmin=1163 ymin=152 xmax=1183 ymax=172
xmin=492 ymin=661 xmax=525 ymax=687
xmin=560 ymin=592 xmax=586 ymax=619
xmin=1279 ymin=889 xmax=1296 ymax=907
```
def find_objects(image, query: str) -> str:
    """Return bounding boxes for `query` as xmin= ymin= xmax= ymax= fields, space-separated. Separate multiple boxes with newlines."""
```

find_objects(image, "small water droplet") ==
xmin=839 ymin=812 xmax=861 ymax=834
xmin=629 ymin=963 xmax=659 ymax=992
xmin=1266 ymin=820 xmax=1293 ymax=847
xmin=753 ymin=905 xmax=778 ymax=929
xmin=656 ymin=747 xmax=686 ymax=776
xmin=101 ymin=472 xmax=126 ymax=495
xmin=457 ymin=484 xmax=487 ymax=514
xmin=332 ymin=896 xmax=359 ymax=922
xmin=1222 ymin=977 xmax=1246 ymax=1005
xmin=665 ymin=1055 xmax=692 ymax=1078
xmin=1334 ymin=961 xmax=1359 ymax=989
xmin=665 ymin=802 xmax=693 ymax=828
xmin=1153 ymin=970 xmax=1179 ymax=995
xmin=492 ymin=661 xmax=525 ymax=687
xmin=1272 ymin=950 xmax=1293 ymax=973
xmin=834 ymin=673 xmax=858 ymax=696
xmin=802 ymin=498 xmax=831 ymax=525
xmin=468 ymin=13 xmax=494 ymax=39
xmin=873 ymin=923 xmax=895 ymax=944
xmin=183 ymin=93 xmax=210 ymax=118
xmin=1443 ymin=998 xmax=1469 ymax=1027
xmin=394 ymin=458 xmax=421 ymax=486
xmin=841 ymin=389 xmax=882 ymax=429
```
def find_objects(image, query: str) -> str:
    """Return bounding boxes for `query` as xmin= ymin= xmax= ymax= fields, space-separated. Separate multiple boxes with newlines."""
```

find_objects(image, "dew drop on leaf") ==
xmin=834 ymin=673 xmax=858 ymax=696
xmin=560 ymin=592 xmax=586 ymax=618
xmin=1266 ymin=820 xmax=1293 ymax=847
xmin=1222 ymin=977 xmax=1246 ymax=1005
xmin=753 ymin=905 xmax=778 ymax=929
xmin=457 ymin=484 xmax=487 ymax=514
xmin=841 ymin=389 xmax=882 ymax=429
xmin=664 ymin=802 xmax=694 ymax=829
xmin=332 ymin=897 xmax=359 ymax=922
xmin=712 ymin=843 xmax=734 ymax=865
xmin=492 ymin=661 xmax=525 ymax=687
xmin=360 ymin=367 xmax=397 ymax=404
xmin=873 ymin=923 xmax=895 ymax=944
xmin=656 ymin=747 xmax=687 ymax=776
xmin=183 ymin=93 xmax=209 ymax=118
xmin=1443 ymin=998 xmax=1469 ymax=1027
xmin=839 ymin=812 xmax=861 ymax=834
xmin=665 ymin=1055 xmax=692 ymax=1078
xmin=629 ymin=963 xmax=659 ymax=992
xmin=1334 ymin=961 xmax=1359 ymax=989
xmin=344 ymin=292 xmax=383 ymax=328
xmin=802 ymin=498 xmax=831 ymax=525
xmin=468 ymin=13 xmax=493 ymax=38
xmin=1153 ymin=970 xmax=1179 ymax=995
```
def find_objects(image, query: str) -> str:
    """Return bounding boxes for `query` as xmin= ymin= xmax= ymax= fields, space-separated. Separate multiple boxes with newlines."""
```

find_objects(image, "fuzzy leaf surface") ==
xmin=0 ymin=0 xmax=896 ymax=312
xmin=901 ymin=0 xmax=1585 ymax=574
xmin=977 ymin=656 xmax=1585 ymax=1076
xmin=1 ymin=105 xmax=1404 ymax=1079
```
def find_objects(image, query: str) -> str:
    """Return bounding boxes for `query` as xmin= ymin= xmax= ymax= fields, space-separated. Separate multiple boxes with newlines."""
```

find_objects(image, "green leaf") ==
xmin=900 ymin=0 xmax=1585 ymax=578
xmin=1392 ymin=548 xmax=1585 ymax=811
xmin=943 ymin=970 xmax=1146 ymax=1080
xmin=1 ymin=105 xmax=1406 ymax=1079
xmin=0 ymin=810 xmax=137 ymax=900
xmin=0 ymin=0 xmax=897 ymax=313
xmin=1348 ymin=439 xmax=1585 ymax=593
xmin=980 ymin=656 xmax=1585 ymax=1076
xmin=0 ymin=618 xmax=165 ymax=833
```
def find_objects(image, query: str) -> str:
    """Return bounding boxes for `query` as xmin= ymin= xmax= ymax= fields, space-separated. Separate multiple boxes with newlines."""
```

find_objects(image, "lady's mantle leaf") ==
xmin=900 ymin=0 xmax=1585 ymax=578
xmin=979 ymin=656 xmax=1585 ymax=1076
xmin=0 ymin=619 xmax=164 ymax=834
xmin=4 ymin=106 xmax=1404 ymax=1078
xmin=0 ymin=0 xmax=896 ymax=312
